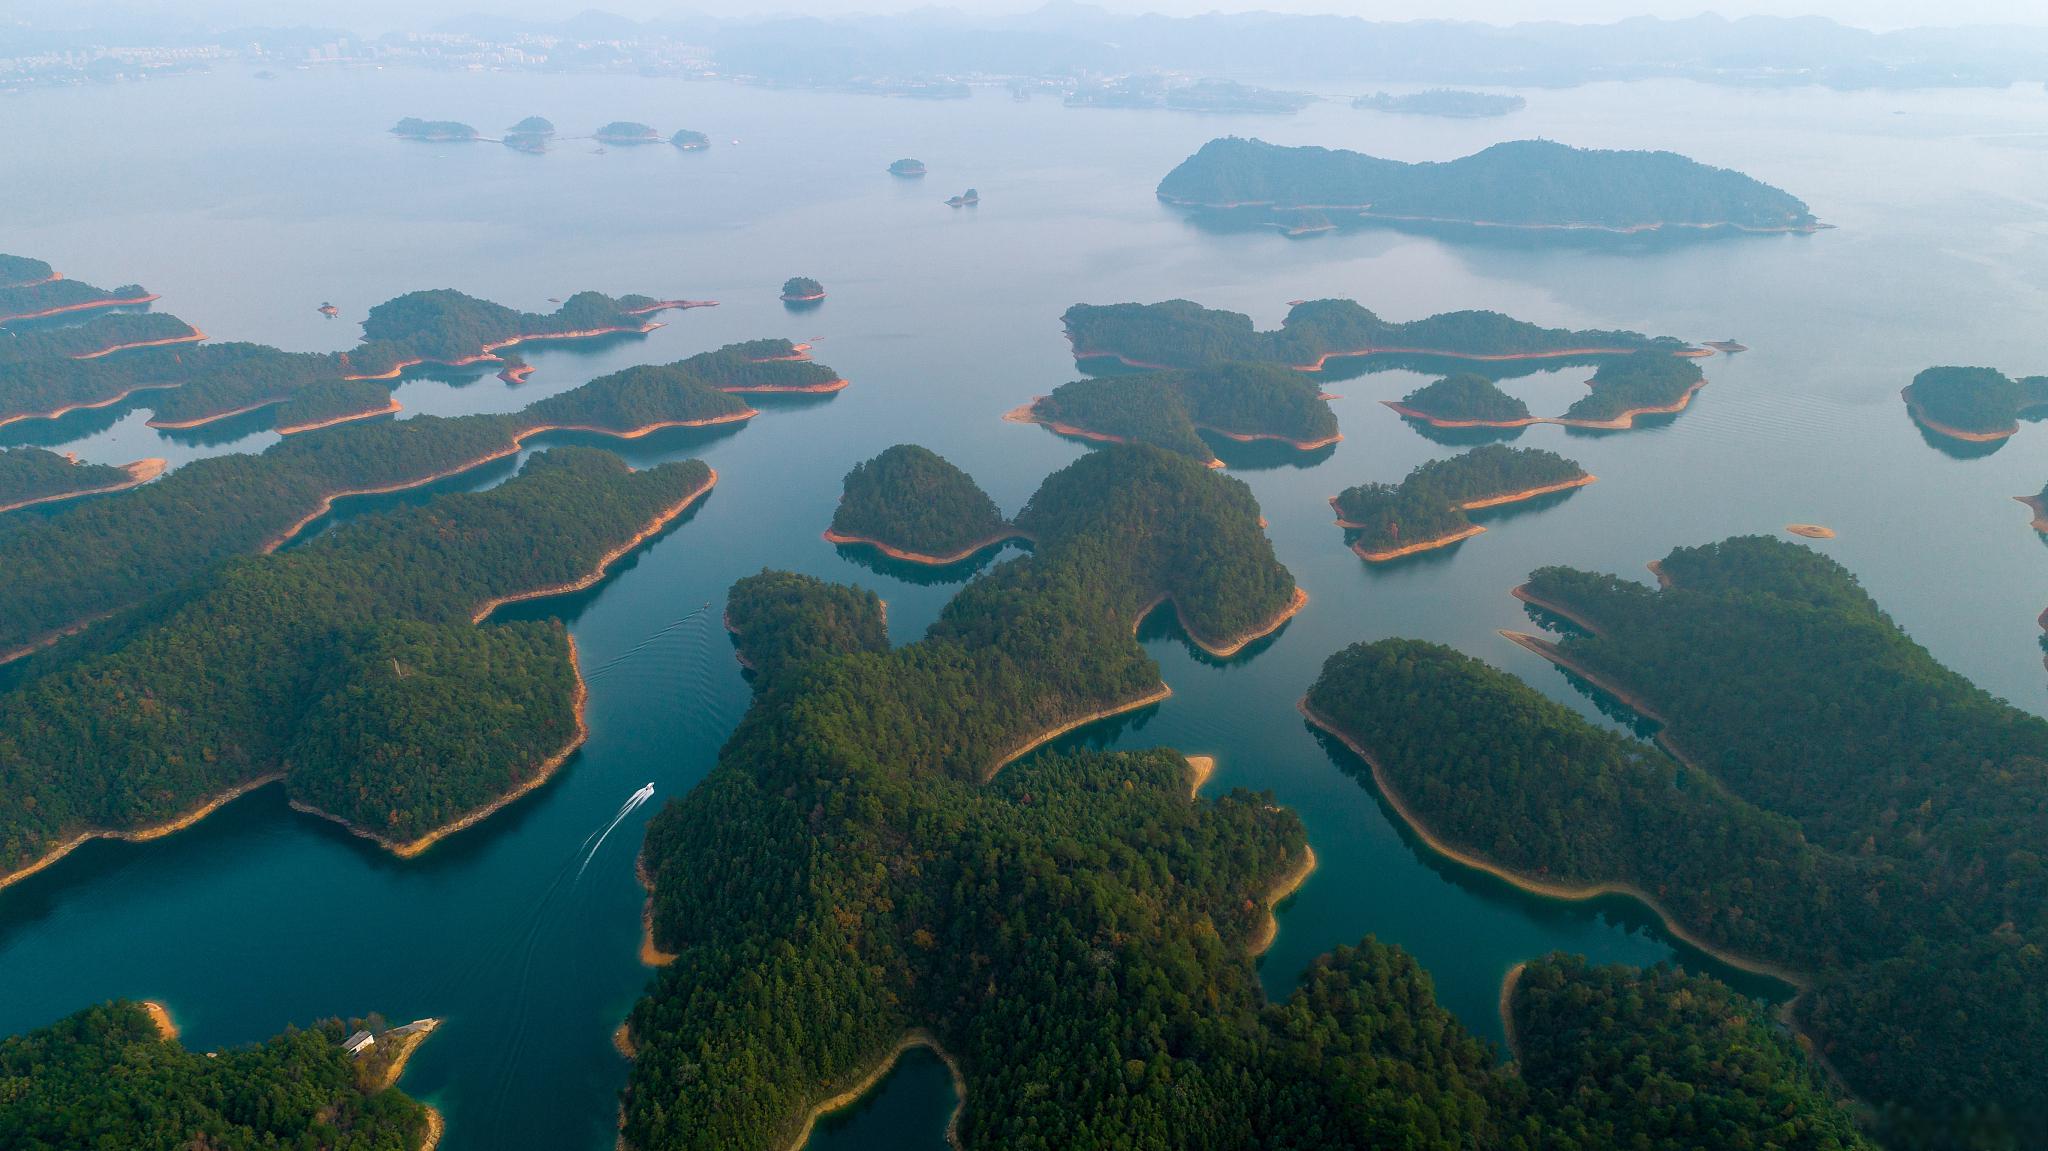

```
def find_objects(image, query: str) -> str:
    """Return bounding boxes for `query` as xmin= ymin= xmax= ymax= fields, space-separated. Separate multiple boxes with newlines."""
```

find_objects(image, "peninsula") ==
xmin=1900 ymin=364 xmax=2048 ymax=442
xmin=1157 ymin=136 xmax=1820 ymax=233
xmin=0 ymin=1002 xmax=439 ymax=1150
xmin=1353 ymin=89 xmax=1527 ymax=117
xmin=1332 ymin=445 xmax=1592 ymax=561
xmin=341 ymin=289 xmax=691 ymax=380
xmin=0 ymin=312 xmax=202 ymax=363
xmin=616 ymin=448 xmax=1867 ymax=1151
xmin=826 ymin=444 xmax=1020 ymax=564
xmin=1062 ymin=297 xmax=1699 ymax=373
xmin=0 ymin=448 xmax=165 ymax=514
xmin=0 ymin=266 xmax=158 ymax=325
xmin=779 ymin=276 xmax=826 ymax=303
xmin=1328 ymin=535 xmax=2041 ymax=1143
xmin=1013 ymin=360 xmax=1340 ymax=464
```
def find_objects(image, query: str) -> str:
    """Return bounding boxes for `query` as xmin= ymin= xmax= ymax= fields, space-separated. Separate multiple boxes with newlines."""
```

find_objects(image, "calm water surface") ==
xmin=4 ymin=69 xmax=2048 ymax=1150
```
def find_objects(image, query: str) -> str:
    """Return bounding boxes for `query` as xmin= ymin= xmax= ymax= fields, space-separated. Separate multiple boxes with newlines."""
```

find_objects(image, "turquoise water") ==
xmin=3 ymin=67 xmax=2048 ymax=1150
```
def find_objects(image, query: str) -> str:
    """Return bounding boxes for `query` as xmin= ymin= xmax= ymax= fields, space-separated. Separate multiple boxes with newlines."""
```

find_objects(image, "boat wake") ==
xmin=577 ymin=783 xmax=655 ymax=879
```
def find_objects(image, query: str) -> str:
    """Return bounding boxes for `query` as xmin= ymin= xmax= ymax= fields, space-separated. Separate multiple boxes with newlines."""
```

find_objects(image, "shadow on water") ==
xmin=1467 ymin=484 xmax=1590 ymax=527
xmin=1133 ymin=596 xmax=1294 ymax=667
xmin=1017 ymin=697 xmax=1168 ymax=763
xmin=1300 ymin=722 xmax=1797 ymax=1008
xmin=1908 ymin=416 xmax=2008 ymax=459
xmin=1527 ymin=645 xmax=1665 ymax=740
xmin=159 ymin=403 xmax=296 ymax=448
xmin=1348 ymin=531 xmax=1476 ymax=573
xmin=830 ymin=538 xmax=1024 ymax=586
xmin=1203 ymin=433 xmax=1337 ymax=472
xmin=1397 ymin=418 xmax=1529 ymax=448
xmin=803 ymin=1046 xmax=957 ymax=1151
xmin=483 ymin=491 xmax=715 ymax=630
xmin=0 ymin=400 xmax=138 ymax=447
xmin=1171 ymin=204 xmax=1812 ymax=255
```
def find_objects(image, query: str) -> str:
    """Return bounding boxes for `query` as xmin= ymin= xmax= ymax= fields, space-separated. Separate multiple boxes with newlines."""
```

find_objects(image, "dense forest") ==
xmin=0 ymin=448 xmax=135 ymax=510
xmin=671 ymin=129 xmax=710 ymax=149
xmin=654 ymin=340 xmax=844 ymax=392
xmin=0 ymin=1002 xmax=434 ymax=1150
xmin=391 ymin=117 xmax=478 ymax=140
xmin=828 ymin=444 xmax=1012 ymax=557
xmin=1561 ymin=351 xmax=1705 ymax=424
xmin=1332 ymin=445 xmax=1588 ymax=556
xmin=780 ymin=277 xmax=826 ymax=300
xmin=347 ymin=289 xmax=670 ymax=378
xmin=1396 ymin=373 xmax=1534 ymax=423
xmin=621 ymin=451 xmax=1866 ymax=1151
xmin=0 ymin=312 xmax=197 ymax=363
xmin=1156 ymin=137 xmax=1817 ymax=231
xmin=0 ymin=340 xmax=782 ymax=667
xmin=0 ymin=340 xmax=350 ymax=427
xmin=1062 ymin=297 xmax=1688 ymax=372
xmin=595 ymin=121 xmax=661 ymax=143
xmin=1353 ymin=89 xmax=1527 ymax=117
xmin=0 ymin=274 xmax=152 ymax=323
xmin=1307 ymin=536 xmax=2045 ymax=1146
xmin=1901 ymin=364 xmax=2048 ymax=438
xmin=1029 ymin=363 xmax=1339 ymax=460
xmin=0 ymin=448 xmax=710 ymax=872
xmin=0 ymin=254 xmax=55 ymax=287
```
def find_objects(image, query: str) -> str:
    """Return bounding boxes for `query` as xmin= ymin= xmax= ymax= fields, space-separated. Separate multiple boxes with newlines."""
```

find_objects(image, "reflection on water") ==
xmin=2 ymin=67 xmax=2046 ymax=1151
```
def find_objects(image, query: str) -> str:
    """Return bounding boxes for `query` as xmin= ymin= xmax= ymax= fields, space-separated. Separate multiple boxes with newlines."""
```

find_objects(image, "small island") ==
xmin=1901 ymin=364 xmax=2048 ymax=443
xmin=1011 ymin=361 xmax=1340 ymax=465
xmin=1332 ymin=445 xmax=1592 ymax=561
xmin=1387 ymin=372 xmax=1534 ymax=426
xmin=1063 ymin=297 xmax=1698 ymax=373
xmin=0 ymin=448 xmax=165 ymax=514
xmin=670 ymin=129 xmax=710 ymax=150
xmin=392 ymin=117 xmax=479 ymax=142
xmin=779 ymin=276 xmax=826 ymax=303
xmin=887 ymin=157 xmax=927 ymax=177
xmin=594 ymin=120 xmax=662 ymax=145
xmin=945 ymin=187 xmax=980 ymax=207
xmin=1387 ymin=353 xmax=1706 ymax=431
xmin=504 ymin=115 xmax=555 ymax=152
xmin=1157 ymin=137 xmax=1820 ymax=234
xmin=0 ymin=1002 xmax=441 ymax=1150
xmin=1785 ymin=523 xmax=1836 ymax=539
xmin=1353 ymin=89 xmax=1527 ymax=118
xmin=341 ymin=288 xmax=690 ymax=380
xmin=825 ymin=444 xmax=1018 ymax=564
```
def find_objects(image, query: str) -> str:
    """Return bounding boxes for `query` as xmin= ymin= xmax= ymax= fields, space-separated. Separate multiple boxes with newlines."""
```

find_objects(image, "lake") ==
xmin=3 ymin=65 xmax=2047 ymax=1151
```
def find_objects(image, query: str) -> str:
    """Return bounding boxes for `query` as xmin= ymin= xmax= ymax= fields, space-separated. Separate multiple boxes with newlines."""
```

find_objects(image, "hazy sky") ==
xmin=15 ymin=0 xmax=2047 ymax=32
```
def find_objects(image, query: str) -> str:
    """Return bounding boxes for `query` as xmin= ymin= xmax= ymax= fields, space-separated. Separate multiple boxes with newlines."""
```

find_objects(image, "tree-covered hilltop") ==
xmin=0 ymin=312 xmax=198 ymax=363
xmin=829 ymin=444 xmax=1012 ymax=558
xmin=0 ymin=254 xmax=55 ymax=288
xmin=506 ymin=115 xmax=555 ymax=137
xmin=1395 ymin=373 xmax=1533 ymax=423
xmin=1028 ymin=361 xmax=1339 ymax=461
xmin=621 ymin=449 xmax=1865 ymax=1151
xmin=0 ymin=448 xmax=139 ymax=511
xmin=723 ymin=570 xmax=889 ymax=690
xmin=0 ymin=342 xmax=787 ymax=665
xmin=888 ymin=157 xmax=926 ymax=176
xmin=391 ymin=117 xmax=478 ymax=141
xmin=1353 ymin=90 xmax=1527 ymax=117
xmin=0 ymin=1002 xmax=435 ymax=1151
xmin=0 ymin=448 xmax=711 ymax=872
xmin=346 ymin=289 xmax=670 ymax=378
xmin=1333 ymin=446 xmax=1588 ymax=558
xmin=1304 ymin=536 xmax=2044 ymax=1144
xmin=780 ymin=277 xmax=825 ymax=301
xmin=670 ymin=129 xmax=710 ymax=150
xmin=1561 ymin=350 xmax=1705 ymax=424
xmin=651 ymin=341 xmax=845 ymax=393
xmin=595 ymin=121 xmax=661 ymax=144
xmin=1901 ymin=364 xmax=2048 ymax=439
xmin=1062 ymin=297 xmax=1690 ymax=372
xmin=0 ymin=341 xmax=353 ymax=428
xmin=0 ymin=275 xmax=153 ymax=324
xmin=1157 ymin=137 xmax=1818 ymax=231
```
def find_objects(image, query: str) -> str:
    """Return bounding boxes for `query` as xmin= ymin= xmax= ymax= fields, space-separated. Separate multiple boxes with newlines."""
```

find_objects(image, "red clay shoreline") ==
xmin=0 ymin=291 xmax=160 ymax=325
xmin=275 ymin=398 xmax=404 ymax=435
xmin=1201 ymin=423 xmax=1342 ymax=451
xmin=723 ymin=377 xmax=850 ymax=395
xmin=1901 ymin=387 xmax=2015 ymax=443
xmin=823 ymin=527 xmax=1031 ymax=565
xmin=1383 ymin=378 xmax=1705 ymax=431
xmin=340 ymin=320 xmax=671 ymax=382
xmin=1351 ymin=523 xmax=1487 ymax=561
xmin=1004 ymin=397 xmax=1225 ymax=467
xmin=1138 ymin=585 xmax=1311 ymax=660
xmin=0 ymin=773 xmax=287 ymax=892
xmin=1334 ymin=476 xmax=1596 ymax=561
xmin=70 ymin=324 xmax=207 ymax=359
xmin=0 ymin=382 xmax=182 ymax=430
xmin=0 ymin=457 xmax=167 ymax=515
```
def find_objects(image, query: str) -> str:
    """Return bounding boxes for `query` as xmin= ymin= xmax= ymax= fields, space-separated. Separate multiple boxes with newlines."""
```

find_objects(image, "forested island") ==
xmin=0 ymin=312 xmax=203 ymax=363
xmin=1353 ymin=89 xmax=1527 ymax=117
xmin=0 ymin=260 xmax=157 ymax=325
xmin=888 ymin=157 xmax=926 ymax=177
xmin=0 ymin=448 xmax=717 ymax=884
xmin=1012 ymin=361 xmax=1340 ymax=463
xmin=0 ymin=1001 xmax=439 ymax=1150
xmin=779 ymin=277 xmax=826 ymax=302
xmin=595 ymin=121 xmax=662 ymax=144
xmin=670 ymin=129 xmax=710 ymax=150
xmin=0 ymin=448 xmax=164 ymax=514
xmin=504 ymin=116 xmax=555 ymax=152
xmin=0 ymin=338 xmax=819 ymax=670
xmin=391 ymin=117 xmax=479 ymax=141
xmin=343 ymin=288 xmax=687 ymax=380
xmin=825 ymin=444 xmax=1016 ymax=563
xmin=1900 ymin=364 xmax=2048 ymax=442
xmin=1387 ymin=353 xmax=1706 ymax=430
xmin=1156 ymin=137 xmax=1820 ymax=233
xmin=1063 ymin=297 xmax=1697 ymax=373
xmin=1307 ymin=536 xmax=2046 ymax=1146
xmin=1332 ymin=445 xmax=1591 ymax=560
xmin=617 ymin=448 xmax=1864 ymax=1151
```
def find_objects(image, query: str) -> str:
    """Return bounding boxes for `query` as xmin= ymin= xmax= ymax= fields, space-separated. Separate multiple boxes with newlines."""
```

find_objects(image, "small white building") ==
xmin=342 ymin=1030 xmax=376 ymax=1057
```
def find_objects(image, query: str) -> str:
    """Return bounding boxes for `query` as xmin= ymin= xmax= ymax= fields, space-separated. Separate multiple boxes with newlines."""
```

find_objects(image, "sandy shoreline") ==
xmin=822 ymin=527 xmax=1029 ymax=566
xmin=1249 ymin=845 xmax=1316 ymax=956
xmin=142 ymin=1000 xmax=179 ymax=1041
xmin=2014 ymin=494 xmax=2048 ymax=533
xmin=1508 ymin=584 xmax=1608 ymax=637
xmin=1384 ymin=380 xmax=1704 ymax=431
xmin=635 ymin=854 xmax=677 ymax=967
xmin=722 ymin=377 xmax=850 ymax=395
xmin=1498 ymin=962 xmax=1526 ymax=1065
xmin=470 ymin=470 xmax=717 ymax=622
xmin=989 ymin=684 xmax=1174 ymax=778
xmin=779 ymin=1030 xmax=966 ymax=1151
xmin=275 ymin=397 xmax=404 ymax=436
xmin=1297 ymin=694 xmax=1805 ymax=988
xmin=1184 ymin=585 xmax=1310 ymax=658
xmin=1458 ymin=474 xmax=1598 ymax=510
xmin=1294 ymin=344 xmax=1659 ymax=372
xmin=1785 ymin=523 xmax=1836 ymax=539
xmin=1185 ymin=754 xmax=1215 ymax=799
xmin=0 ymin=457 xmax=166 ymax=515
xmin=341 ymin=322 xmax=665 ymax=382
xmin=1350 ymin=523 xmax=1486 ymax=562
xmin=71 ymin=324 xmax=207 ymax=359
xmin=1003 ymin=397 xmax=1226 ymax=468
xmin=1902 ymin=387 xmax=2015 ymax=443
xmin=1199 ymin=423 xmax=1343 ymax=451
xmin=0 ymin=381 xmax=181 ymax=430
xmin=0 ymin=773 xmax=286 ymax=892
xmin=290 ymin=641 xmax=592 ymax=859
xmin=420 ymin=1108 xmax=445 ymax=1151
xmin=0 ymin=291 xmax=160 ymax=325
